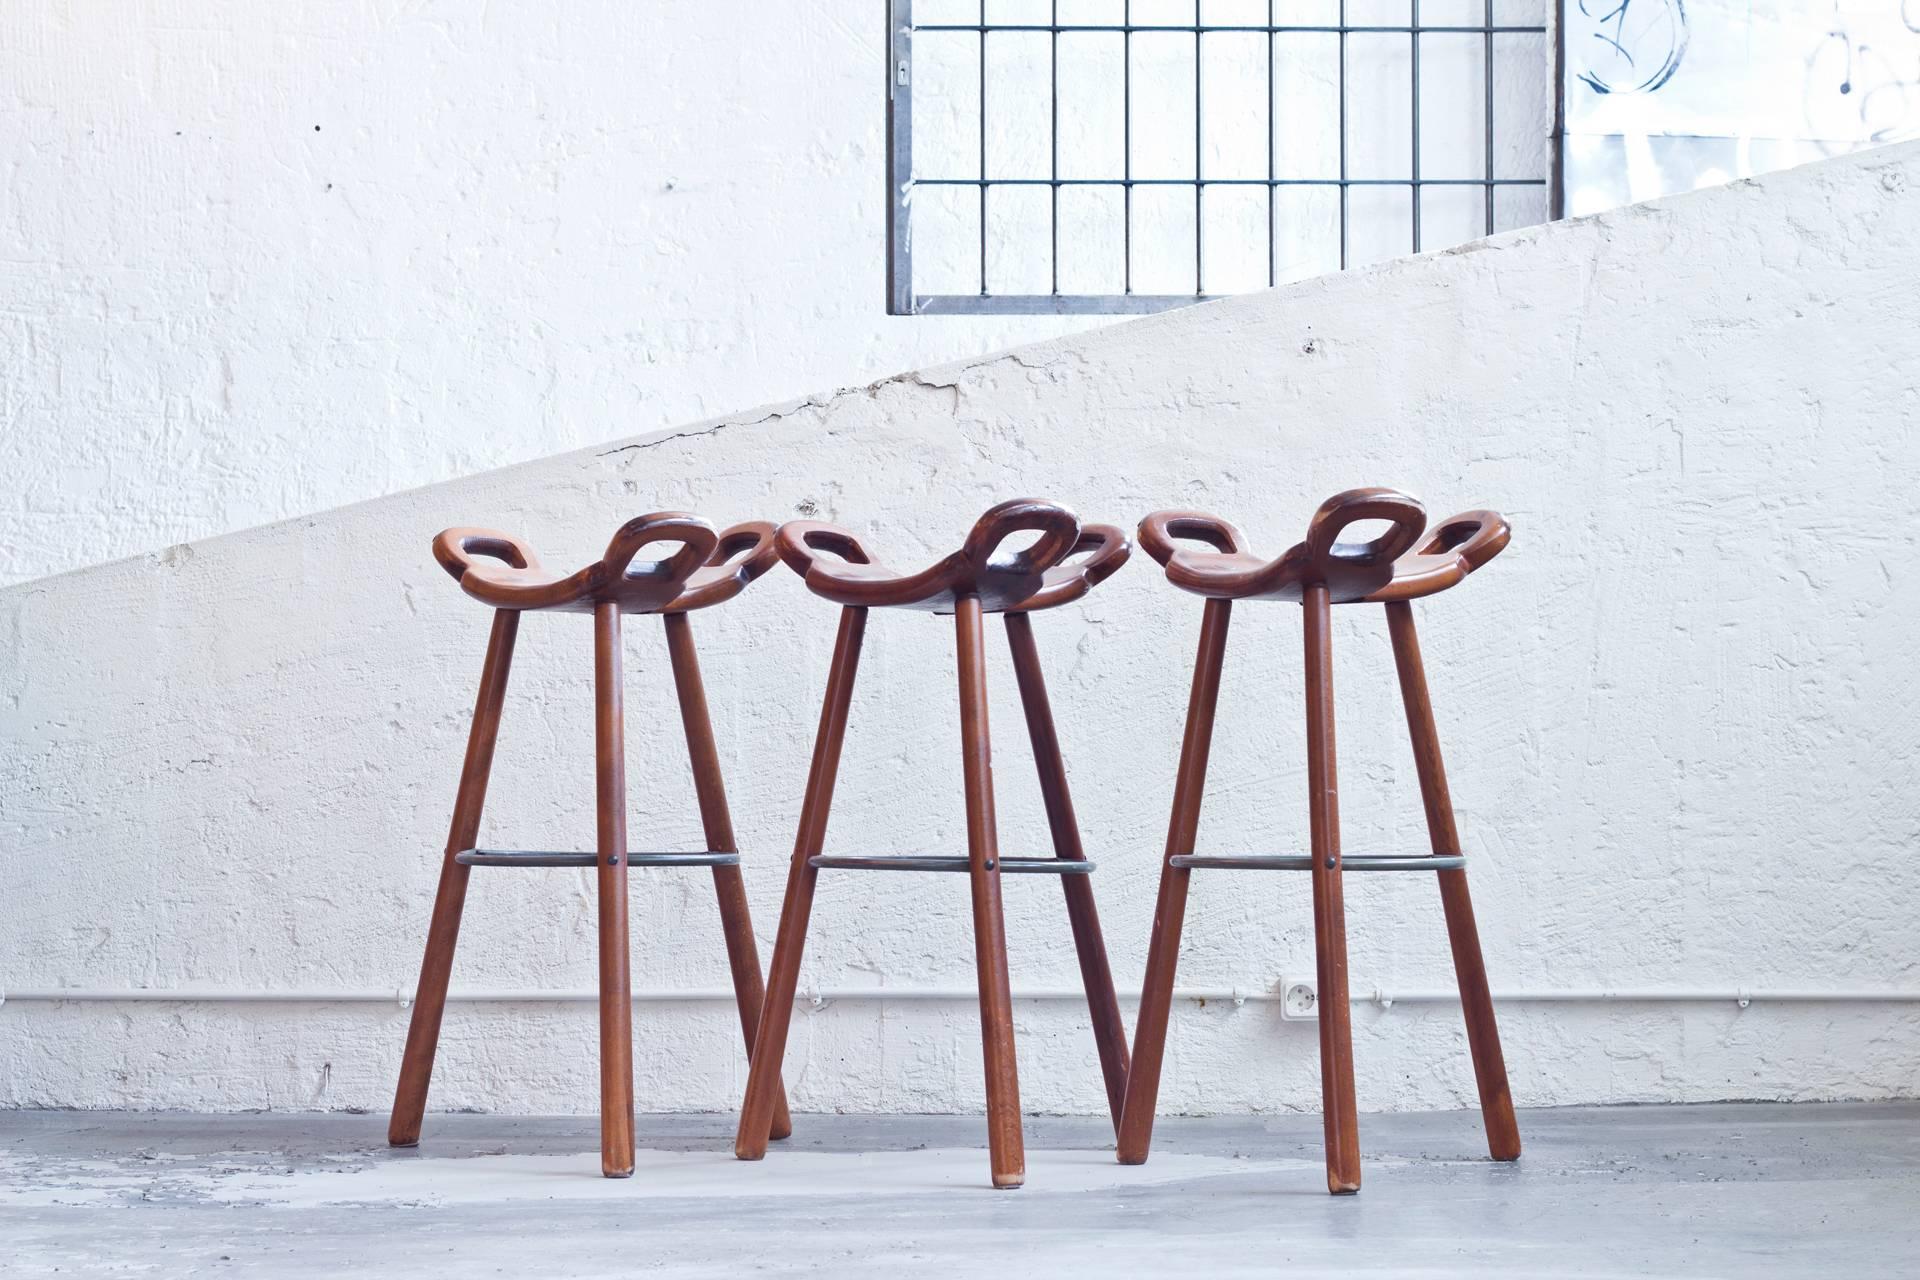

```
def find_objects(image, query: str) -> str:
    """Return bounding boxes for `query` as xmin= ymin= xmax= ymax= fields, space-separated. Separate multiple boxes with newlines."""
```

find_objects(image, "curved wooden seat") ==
xmin=1137 ymin=488 xmax=1508 ymax=605
xmin=432 ymin=513 xmax=780 ymax=613
xmin=775 ymin=498 xmax=1130 ymax=613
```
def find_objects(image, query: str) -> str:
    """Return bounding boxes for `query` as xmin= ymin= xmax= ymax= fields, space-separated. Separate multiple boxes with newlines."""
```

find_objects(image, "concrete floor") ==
xmin=2 ymin=1103 xmax=1915 ymax=1278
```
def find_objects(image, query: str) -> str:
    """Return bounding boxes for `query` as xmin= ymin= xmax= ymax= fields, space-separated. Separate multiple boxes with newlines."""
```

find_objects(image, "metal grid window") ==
xmin=888 ymin=0 xmax=1554 ymax=315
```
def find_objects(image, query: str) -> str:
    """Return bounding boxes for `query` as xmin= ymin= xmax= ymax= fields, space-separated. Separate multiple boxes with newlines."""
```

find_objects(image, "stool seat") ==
xmin=777 ymin=498 xmax=1129 ymax=613
xmin=1138 ymin=489 xmax=1508 ymax=604
xmin=432 ymin=514 xmax=780 ymax=614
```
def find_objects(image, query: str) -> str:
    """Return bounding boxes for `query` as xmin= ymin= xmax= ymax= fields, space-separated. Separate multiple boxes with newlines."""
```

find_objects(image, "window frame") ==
xmin=886 ymin=0 xmax=1557 ymax=316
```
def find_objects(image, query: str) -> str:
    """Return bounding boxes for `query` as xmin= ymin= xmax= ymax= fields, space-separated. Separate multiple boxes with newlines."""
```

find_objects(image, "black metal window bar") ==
xmin=887 ymin=0 xmax=1553 ymax=315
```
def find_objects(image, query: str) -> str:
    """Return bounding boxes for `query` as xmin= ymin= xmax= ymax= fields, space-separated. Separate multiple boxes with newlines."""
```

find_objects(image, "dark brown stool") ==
xmin=732 ymin=499 xmax=1133 ymax=1188
xmin=389 ymin=513 xmax=792 ymax=1178
xmin=1116 ymin=489 xmax=1522 ymax=1194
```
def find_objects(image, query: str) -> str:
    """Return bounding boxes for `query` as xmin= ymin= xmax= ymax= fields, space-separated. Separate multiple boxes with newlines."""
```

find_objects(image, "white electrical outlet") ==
xmin=1280 ymin=977 xmax=1320 ymax=1021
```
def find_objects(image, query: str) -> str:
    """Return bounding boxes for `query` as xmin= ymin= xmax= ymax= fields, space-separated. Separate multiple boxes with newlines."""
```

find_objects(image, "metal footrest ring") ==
xmin=455 ymin=849 xmax=742 ymax=868
xmin=809 ymin=855 xmax=1095 ymax=874
xmin=1168 ymin=853 xmax=1466 ymax=872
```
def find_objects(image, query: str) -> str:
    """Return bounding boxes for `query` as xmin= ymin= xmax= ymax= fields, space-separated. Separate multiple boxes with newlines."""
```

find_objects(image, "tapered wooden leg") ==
xmin=662 ymin=610 xmax=793 ymax=1142
xmin=956 ymin=594 xmax=1024 ymax=1189
xmin=390 ymin=608 xmax=520 ymax=1148
xmin=1004 ymin=612 xmax=1129 ymax=1133
xmin=736 ymin=606 xmax=867 ymax=1160
xmin=1384 ymin=600 xmax=1521 ymax=1162
xmin=1305 ymin=583 xmax=1361 ymax=1194
xmin=1117 ymin=598 xmax=1232 ymax=1165
xmin=593 ymin=601 xmax=635 ymax=1178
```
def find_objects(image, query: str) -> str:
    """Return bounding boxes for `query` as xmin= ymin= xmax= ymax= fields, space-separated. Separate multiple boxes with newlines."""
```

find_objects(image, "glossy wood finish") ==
xmin=1386 ymin=599 xmax=1521 ymax=1162
xmin=394 ymin=515 xmax=788 ymax=1179
xmin=1138 ymin=492 xmax=1508 ymax=605
xmin=742 ymin=502 xmax=1130 ymax=1188
xmin=663 ymin=611 xmax=793 ymax=1143
xmin=389 ymin=607 xmax=520 ymax=1148
xmin=735 ymin=605 xmax=868 ymax=1161
xmin=1004 ymin=612 xmax=1130 ymax=1131
xmin=1304 ymin=583 xmax=1361 ymax=1194
xmin=957 ymin=594 xmax=1025 ymax=1187
xmin=1125 ymin=490 xmax=1520 ymax=1195
xmin=435 ymin=516 xmax=780 ymax=614
xmin=777 ymin=499 xmax=1129 ymax=613
xmin=593 ymin=600 xmax=636 ymax=1177
xmin=1116 ymin=597 xmax=1232 ymax=1165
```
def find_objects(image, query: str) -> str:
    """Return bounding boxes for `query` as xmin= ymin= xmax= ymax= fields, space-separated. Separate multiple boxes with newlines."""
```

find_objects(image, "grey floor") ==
xmin=2 ymin=1103 xmax=1915 ymax=1278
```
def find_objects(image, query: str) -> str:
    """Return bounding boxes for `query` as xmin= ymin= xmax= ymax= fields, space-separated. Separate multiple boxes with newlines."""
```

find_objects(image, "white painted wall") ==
xmin=0 ymin=1 xmax=1110 ymax=587
xmin=5 ymin=144 xmax=1920 ymax=1117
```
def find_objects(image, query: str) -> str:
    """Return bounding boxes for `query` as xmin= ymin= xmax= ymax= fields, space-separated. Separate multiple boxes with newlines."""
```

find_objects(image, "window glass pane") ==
xmin=985 ymin=185 xmax=1054 ymax=292
xmin=1346 ymin=0 xmax=1411 ymax=25
xmin=1200 ymin=0 xmax=1268 ymax=25
xmin=1345 ymin=33 xmax=1413 ymax=180
xmin=1345 ymin=183 xmax=1411 ymax=266
xmin=1057 ymin=184 xmax=1128 ymax=291
xmin=1130 ymin=32 xmax=1198 ymax=179
xmin=917 ymin=0 xmax=982 ymax=25
xmin=1273 ymin=184 xmax=1341 ymax=283
xmin=1200 ymin=31 xmax=1269 ymax=180
xmin=1273 ymin=32 xmax=1339 ymax=180
xmin=1201 ymin=184 xmax=1269 ymax=292
xmin=1057 ymin=32 xmax=1127 ymax=178
xmin=1493 ymin=182 xmax=1547 ymax=233
xmin=984 ymin=31 xmax=1052 ymax=179
xmin=1058 ymin=0 xmax=1126 ymax=25
xmin=1418 ymin=32 xmax=1484 ymax=180
xmin=985 ymin=0 xmax=1053 ymax=22
xmin=1130 ymin=185 xmax=1199 ymax=292
xmin=1418 ymin=183 xmax=1483 ymax=251
xmin=913 ymin=31 xmax=982 ymax=181
xmin=1132 ymin=0 xmax=1199 ymax=26
xmin=1492 ymin=31 xmax=1547 ymax=180
xmin=911 ymin=185 xmax=986 ymax=294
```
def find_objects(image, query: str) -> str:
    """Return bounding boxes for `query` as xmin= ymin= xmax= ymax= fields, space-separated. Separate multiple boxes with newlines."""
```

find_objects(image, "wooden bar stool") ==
xmin=733 ymin=499 xmax=1134 ymax=1189
xmin=388 ymin=512 xmax=792 ymax=1178
xmin=1116 ymin=489 xmax=1522 ymax=1195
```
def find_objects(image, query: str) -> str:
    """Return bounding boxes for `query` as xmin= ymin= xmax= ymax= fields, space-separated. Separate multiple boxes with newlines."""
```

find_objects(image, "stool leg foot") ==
xmin=594 ymin=602 xmax=635 ymax=1179
xmin=663 ymin=612 xmax=793 ymax=1142
xmin=1117 ymin=598 xmax=1232 ymax=1165
xmin=1004 ymin=613 xmax=1129 ymax=1133
xmin=736 ymin=606 xmax=867 ymax=1161
xmin=390 ymin=608 xmax=520 ymax=1149
xmin=957 ymin=595 xmax=1024 ymax=1189
xmin=1305 ymin=585 xmax=1361 ymax=1195
xmin=1385 ymin=600 xmax=1521 ymax=1162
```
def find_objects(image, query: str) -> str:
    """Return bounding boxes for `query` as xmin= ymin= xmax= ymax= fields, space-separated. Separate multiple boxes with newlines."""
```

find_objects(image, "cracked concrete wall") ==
xmin=0 ymin=1 xmax=1106 ymax=586
xmin=4 ymin=143 xmax=1919 ymax=1116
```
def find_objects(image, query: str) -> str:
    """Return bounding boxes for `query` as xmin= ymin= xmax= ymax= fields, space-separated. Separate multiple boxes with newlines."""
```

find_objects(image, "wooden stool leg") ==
xmin=1384 ymin=600 xmax=1522 ymax=1162
xmin=661 ymin=611 xmax=793 ymax=1142
xmin=1117 ymin=597 xmax=1232 ymax=1165
xmin=1004 ymin=612 xmax=1129 ymax=1133
xmin=593 ymin=601 xmax=636 ymax=1178
xmin=736 ymin=606 xmax=867 ymax=1160
xmin=390 ymin=609 xmax=520 ymax=1147
xmin=956 ymin=594 xmax=1024 ymax=1189
xmin=1304 ymin=583 xmax=1361 ymax=1194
